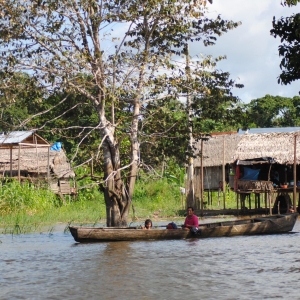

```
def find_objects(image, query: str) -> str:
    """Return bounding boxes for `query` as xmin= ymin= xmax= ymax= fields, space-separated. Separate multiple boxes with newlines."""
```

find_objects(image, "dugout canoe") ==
xmin=69 ymin=213 xmax=298 ymax=243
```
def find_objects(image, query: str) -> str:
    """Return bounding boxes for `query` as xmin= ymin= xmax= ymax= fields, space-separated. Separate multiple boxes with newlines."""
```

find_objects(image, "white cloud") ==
xmin=189 ymin=0 xmax=300 ymax=103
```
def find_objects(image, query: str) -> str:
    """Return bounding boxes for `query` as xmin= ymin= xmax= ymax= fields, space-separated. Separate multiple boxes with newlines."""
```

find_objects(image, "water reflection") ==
xmin=1 ymin=219 xmax=300 ymax=299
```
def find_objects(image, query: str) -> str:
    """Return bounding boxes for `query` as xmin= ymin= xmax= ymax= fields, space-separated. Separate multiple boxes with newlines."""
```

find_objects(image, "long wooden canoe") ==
xmin=69 ymin=213 xmax=298 ymax=243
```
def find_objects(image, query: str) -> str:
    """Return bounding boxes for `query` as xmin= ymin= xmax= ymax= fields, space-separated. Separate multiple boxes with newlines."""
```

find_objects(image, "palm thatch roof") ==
xmin=194 ymin=133 xmax=242 ymax=167
xmin=0 ymin=147 xmax=75 ymax=178
xmin=0 ymin=131 xmax=74 ymax=178
xmin=233 ymin=132 xmax=300 ymax=165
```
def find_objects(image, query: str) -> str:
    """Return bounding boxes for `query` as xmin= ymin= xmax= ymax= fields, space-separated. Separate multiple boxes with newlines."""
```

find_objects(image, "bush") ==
xmin=0 ymin=180 xmax=59 ymax=215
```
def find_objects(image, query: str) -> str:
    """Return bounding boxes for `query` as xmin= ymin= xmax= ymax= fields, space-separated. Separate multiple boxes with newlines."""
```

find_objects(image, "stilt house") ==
xmin=232 ymin=131 xmax=300 ymax=213
xmin=0 ymin=131 xmax=75 ymax=195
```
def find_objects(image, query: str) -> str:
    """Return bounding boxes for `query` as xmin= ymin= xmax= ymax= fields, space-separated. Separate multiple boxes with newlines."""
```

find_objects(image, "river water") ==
xmin=1 ymin=217 xmax=300 ymax=300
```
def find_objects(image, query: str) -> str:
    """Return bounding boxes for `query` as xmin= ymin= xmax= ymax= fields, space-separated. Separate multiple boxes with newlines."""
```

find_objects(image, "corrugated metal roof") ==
xmin=238 ymin=127 xmax=300 ymax=134
xmin=0 ymin=131 xmax=35 ymax=144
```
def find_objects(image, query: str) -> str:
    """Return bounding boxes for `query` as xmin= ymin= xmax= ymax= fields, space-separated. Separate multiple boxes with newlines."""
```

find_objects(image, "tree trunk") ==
xmin=98 ymin=20 xmax=146 ymax=227
xmin=101 ymin=130 xmax=131 ymax=227
xmin=99 ymin=112 xmax=139 ymax=227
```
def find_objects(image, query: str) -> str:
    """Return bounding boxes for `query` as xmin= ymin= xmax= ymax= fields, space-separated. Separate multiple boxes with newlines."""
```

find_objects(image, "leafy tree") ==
xmin=140 ymin=98 xmax=187 ymax=166
xmin=271 ymin=1 xmax=300 ymax=86
xmin=191 ymin=61 xmax=244 ymax=133
xmin=0 ymin=0 xmax=241 ymax=226
xmin=0 ymin=72 xmax=45 ymax=131
xmin=282 ymin=0 xmax=300 ymax=6
xmin=142 ymin=54 xmax=244 ymax=163
xmin=244 ymin=95 xmax=300 ymax=127
xmin=0 ymin=74 xmax=103 ymax=167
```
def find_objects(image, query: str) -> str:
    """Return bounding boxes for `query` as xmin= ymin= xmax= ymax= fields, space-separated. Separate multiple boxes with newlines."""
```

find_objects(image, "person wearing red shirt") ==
xmin=183 ymin=206 xmax=199 ymax=230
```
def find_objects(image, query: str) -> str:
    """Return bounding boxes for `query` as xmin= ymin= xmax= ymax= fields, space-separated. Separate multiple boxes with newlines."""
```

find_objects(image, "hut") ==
xmin=0 ymin=131 xmax=75 ymax=195
xmin=193 ymin=132 xmax=243 ymax=207
xmin=232 ymin=131 xmax=300 ymax=214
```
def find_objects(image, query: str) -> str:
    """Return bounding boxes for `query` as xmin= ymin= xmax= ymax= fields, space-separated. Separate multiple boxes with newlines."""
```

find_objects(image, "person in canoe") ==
xmin=183 ymin=207 xmax=199 ymax=230
xmin=142 ymin=219 xmax=152 ymax=230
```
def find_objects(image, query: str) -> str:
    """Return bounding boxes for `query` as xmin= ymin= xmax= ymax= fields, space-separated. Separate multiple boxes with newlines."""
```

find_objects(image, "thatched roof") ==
xmin=233 ymin=132 xmax=300 ymax=165
xmin=194 ymin=133 xmax=242 ymax=167
xmin=0 ymin=146 xmax=75 ymax=178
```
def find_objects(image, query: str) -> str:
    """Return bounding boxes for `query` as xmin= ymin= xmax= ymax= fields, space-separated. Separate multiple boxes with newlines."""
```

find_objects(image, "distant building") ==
xmin=0 ymin=131 xmax=75 ymax=196
xmin=192 ymin=127 xmax=300 ymax=213
xmin=232 ymin=130 xmax=300 ymax=213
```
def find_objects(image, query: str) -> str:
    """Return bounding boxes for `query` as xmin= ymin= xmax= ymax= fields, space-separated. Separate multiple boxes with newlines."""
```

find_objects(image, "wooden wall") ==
xmin=194 ymin=166 xmax=222 ymax=197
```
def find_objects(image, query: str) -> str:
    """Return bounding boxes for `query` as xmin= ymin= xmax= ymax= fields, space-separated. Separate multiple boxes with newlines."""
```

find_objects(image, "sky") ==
xmin=189 ymin=0 xmax=300 ymax=104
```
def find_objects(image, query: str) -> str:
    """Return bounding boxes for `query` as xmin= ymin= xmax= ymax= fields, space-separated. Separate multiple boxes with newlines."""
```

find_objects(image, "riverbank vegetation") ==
xmin=0 ymin=175 xmax=240 ymax=234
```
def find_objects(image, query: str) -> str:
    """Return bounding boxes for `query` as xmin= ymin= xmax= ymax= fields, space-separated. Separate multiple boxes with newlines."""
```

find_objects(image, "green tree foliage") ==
xmin=0 ymin=72 xmax=45 ymax=131
xmin=191 ymin=61 xmax=244 ymax=133
xmin=282 ymin=0 xmax=300 ymax=6
xmin=140 ymin=55 xmax=244 ymax=169
xmin=36 ymin=92 xmax=102 ymax=164
xmin=245 ymin=95 xmax=300 ymax=127
xmin=271 ymin=2 xmax=300 ymax=86
xmin=0 ymin=76 xmax=103 ymax=167
xmin=140 ymin=98 xmax=187 ymax=166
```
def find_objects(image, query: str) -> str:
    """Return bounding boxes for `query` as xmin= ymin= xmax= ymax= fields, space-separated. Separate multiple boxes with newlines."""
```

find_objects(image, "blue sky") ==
xmin=189 ymin=0 xmax=300 ymax=104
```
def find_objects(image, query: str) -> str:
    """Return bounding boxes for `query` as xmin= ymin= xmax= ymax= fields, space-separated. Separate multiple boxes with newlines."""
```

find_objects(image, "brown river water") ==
xmin=2 ymin=217 xmax=300 ymax=300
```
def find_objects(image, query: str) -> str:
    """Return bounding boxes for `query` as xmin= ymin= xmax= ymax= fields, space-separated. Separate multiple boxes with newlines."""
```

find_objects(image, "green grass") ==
xmin=0 ymin=178 xmax=246 ymax=234
xmin=131 ymin=178 xmax=183 ymax=219
xmin=203 ymin=188 xmax=238 ymax=210
xmin=202 ymin=188 xmax=267 ymax=211
xmin=0 ymin=180 xmax=106 ymax=233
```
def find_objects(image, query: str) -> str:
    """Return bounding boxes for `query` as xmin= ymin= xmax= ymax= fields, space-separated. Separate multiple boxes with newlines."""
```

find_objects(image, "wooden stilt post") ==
xmin=200 ymin=139 xmax=204 ymax=215
xmin=265 ymin=192 xmax=267 ymax=213
xmin=248 ymin=194 xmax=251 ymax=210
xmin=10 ymin=146 xmax=12 ymax=177
xmin=222 ymin=136 xmax=226 ymax=210
xmin=18 ymin=144 xmax=20 ymax=182
xmin=47 ymin=146 xmax=50 ymax=183
xmin=293 ymin=134 xmax=297 ymax=212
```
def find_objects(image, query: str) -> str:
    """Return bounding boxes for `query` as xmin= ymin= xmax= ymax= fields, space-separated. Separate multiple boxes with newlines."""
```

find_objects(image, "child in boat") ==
xmin=143 ymin=219 xmax=152 ymax=230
